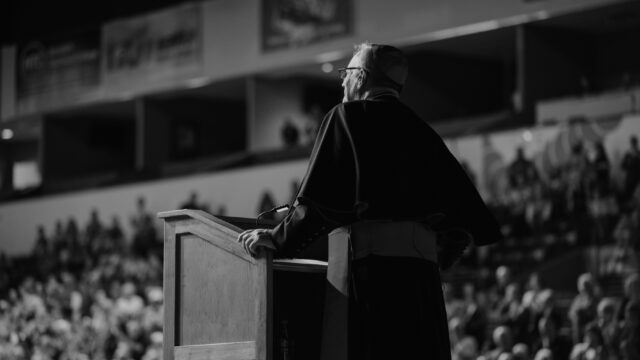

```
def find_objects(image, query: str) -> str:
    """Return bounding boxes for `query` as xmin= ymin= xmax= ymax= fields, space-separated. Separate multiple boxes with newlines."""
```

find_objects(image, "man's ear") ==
xmin=357 ymin=70 xmax=366 ymax=87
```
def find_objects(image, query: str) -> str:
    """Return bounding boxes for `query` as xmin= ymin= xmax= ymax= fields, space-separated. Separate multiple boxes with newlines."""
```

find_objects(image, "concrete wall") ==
xmin=0 ymin=159 xmax=307 ymax=255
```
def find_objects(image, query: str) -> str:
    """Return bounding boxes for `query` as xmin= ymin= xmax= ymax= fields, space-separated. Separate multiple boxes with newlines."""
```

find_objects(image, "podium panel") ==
xmin=177 ymin=233 xmax=260 ymax=345
xmin=159 ymin=210 xmax=326 ymax=360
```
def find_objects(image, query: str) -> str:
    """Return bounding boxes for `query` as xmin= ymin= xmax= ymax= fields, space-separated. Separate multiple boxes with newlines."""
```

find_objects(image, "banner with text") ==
xmin=102 ymin=2 xmax=203 ymax=94
xmin=15 ymin=29 xmax=101 ymax=114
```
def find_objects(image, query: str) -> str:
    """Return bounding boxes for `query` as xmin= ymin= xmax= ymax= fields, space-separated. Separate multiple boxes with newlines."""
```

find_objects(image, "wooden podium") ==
xmin=158 ymin=209 xmax=327 ymax=360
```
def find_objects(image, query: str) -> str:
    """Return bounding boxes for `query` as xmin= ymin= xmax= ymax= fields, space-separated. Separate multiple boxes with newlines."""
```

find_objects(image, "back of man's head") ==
xmin=355 ymin=43 xmax=408 ymax=92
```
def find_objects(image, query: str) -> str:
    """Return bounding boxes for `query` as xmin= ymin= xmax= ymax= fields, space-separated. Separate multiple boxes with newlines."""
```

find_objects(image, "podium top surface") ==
xmin=157 ymin=209 xmax=278 ymax=231
xmin=157 ymin=209 xmax=326 ymax=268
xmin=273 ymin=259 xmax=327 ymax=273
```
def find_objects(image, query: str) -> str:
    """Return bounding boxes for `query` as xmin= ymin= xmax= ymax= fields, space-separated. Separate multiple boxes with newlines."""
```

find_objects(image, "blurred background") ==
xmin=0 ymin=0 xmax=639 ymax=359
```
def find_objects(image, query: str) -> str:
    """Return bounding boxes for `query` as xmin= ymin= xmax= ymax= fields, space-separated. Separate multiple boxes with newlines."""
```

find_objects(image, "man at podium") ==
xmin=238 ymin=43 xmax=503 ymax=360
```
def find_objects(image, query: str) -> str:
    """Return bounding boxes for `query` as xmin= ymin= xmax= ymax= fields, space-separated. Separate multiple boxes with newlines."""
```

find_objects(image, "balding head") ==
xmin=353 ymin=43 xmax=408 ymax=92
xmin=493 ymin=326 xmax=512 ymax=349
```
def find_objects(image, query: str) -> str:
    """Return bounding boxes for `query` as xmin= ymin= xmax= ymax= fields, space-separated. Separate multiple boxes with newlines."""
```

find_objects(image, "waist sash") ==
xmin=320 ymin=221 xmax=438 ymax=360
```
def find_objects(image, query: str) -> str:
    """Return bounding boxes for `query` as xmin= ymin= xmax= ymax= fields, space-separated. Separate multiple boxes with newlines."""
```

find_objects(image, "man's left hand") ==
xmin=237 ymin=229 xmax=276 ymax=257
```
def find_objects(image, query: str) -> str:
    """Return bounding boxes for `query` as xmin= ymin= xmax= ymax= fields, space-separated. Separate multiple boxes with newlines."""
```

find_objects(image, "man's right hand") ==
xmin=237 ymin=229 xmax=276 ymax=257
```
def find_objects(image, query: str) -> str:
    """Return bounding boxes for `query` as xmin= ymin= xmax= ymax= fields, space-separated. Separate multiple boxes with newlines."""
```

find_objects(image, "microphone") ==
xmin=256 ymin=205 xmax=291 ymax=226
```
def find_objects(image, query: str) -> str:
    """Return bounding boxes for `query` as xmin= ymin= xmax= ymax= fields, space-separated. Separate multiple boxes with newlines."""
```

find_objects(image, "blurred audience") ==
xmin=569 ymin=322 xmax=607 ymax=360
xmin=622 ymin=136 xmax=640 ymax=201
xmin=485 ymin=326 xmax=514 ymax=360
xmin=569 ymin=274 xmax=601 ymax=344
xmin=2 ymin=134 xmax=640 ymax=360
xmin=1 ymin=196 xmax=163 ymax=360
xmin=508 ymin=147 xmax=539 ymax=192
xmin=131 ymin=196 xmax=159 ymax=257
xmin=535 ymin=315 xmax=572 ymax=360
xmin=178 ymin=191 xmax=209 ymax=213
xmin=618 ymin=274 xmax=640 ymax=323
xmin=619 ymin=300 xmax=640 ymax=360
xmin=592 ymin=298 xmax=621 ymax=360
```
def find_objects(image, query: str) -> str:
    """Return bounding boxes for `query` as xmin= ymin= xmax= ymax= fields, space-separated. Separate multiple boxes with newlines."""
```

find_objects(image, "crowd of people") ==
xmin=0 ymin=134 xmax=639 ymax=359
xmin=0 ymin=197 xmax=163 ymax=360
xmin=445 ymin=267 xmax=640 ymax=360
xmin=455 ymin=136 xmax=640 ymax=281
xmin=445 ymin=134 xmax=640 ymax=360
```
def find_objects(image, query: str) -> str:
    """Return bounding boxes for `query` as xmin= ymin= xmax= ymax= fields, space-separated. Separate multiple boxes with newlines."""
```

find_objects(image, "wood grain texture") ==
xmin=255 ymin=251 xmax=271 ymax=360
xmin=175 ymin=219 xmax=255 ymax=264
xmin=163 ymin=223 xmax=177 ymax=360
xmin=158 ymin=209 xmax=244 ymax=233
xmin=178 ymin=234 xmax=263 ymax=345
xmin=174 ymin=341 xmax=256 ymax=360
xmin=160 ymin=211 xmax=272 ymax=359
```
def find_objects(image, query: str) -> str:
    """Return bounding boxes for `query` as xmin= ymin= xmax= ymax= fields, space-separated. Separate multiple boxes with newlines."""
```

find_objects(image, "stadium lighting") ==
xmin=186 ymin=77 xmax=211 ymax=89
xmin=1 ymin=129 xmax=13 ymax=140
xmin=321 ymin=63 xmax=334 ymax=73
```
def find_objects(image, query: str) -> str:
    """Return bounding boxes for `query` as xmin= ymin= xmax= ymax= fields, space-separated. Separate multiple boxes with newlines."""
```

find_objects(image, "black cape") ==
xmin=271 ymin=94 xmax=502 ymax=256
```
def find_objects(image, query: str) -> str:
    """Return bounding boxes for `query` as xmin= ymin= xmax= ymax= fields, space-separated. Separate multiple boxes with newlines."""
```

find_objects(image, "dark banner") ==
xmin=16 ymin=30 xmax=101 ymax=99
xmin=262 ymin=0 xmax=352 ymax=51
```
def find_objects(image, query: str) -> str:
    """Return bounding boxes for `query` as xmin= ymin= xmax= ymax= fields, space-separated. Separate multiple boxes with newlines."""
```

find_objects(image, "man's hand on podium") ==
xmin=237 ymin=229 xmax=277 ymax=257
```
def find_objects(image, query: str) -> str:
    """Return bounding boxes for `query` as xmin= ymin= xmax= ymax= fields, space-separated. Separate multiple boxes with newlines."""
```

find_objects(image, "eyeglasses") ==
xmin=338 ymin=67 xmax=367 ymax=80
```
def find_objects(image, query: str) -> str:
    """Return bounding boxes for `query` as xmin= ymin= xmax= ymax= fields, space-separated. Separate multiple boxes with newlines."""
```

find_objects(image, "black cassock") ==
xmin=270 ymin=93 xmax=502 ymax=360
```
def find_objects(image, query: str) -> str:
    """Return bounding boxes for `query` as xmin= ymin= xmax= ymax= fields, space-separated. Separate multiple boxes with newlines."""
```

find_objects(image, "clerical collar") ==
xmin=363 ymin=88 xmax=400 ymax=101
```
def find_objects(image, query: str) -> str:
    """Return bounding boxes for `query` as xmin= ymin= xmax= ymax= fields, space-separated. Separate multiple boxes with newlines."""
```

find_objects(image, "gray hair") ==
xmin=353 ymin=42 xmax=408 ymax=92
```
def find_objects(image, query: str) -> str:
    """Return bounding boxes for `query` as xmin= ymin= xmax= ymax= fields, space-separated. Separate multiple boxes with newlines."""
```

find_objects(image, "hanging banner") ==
xmin=262 ymin=0 xmax=352 ymax=51
xmin=102 ymin=2 xmax=202 ymax=93
xmin=15 ymin=29 xmax=101 ymax=114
